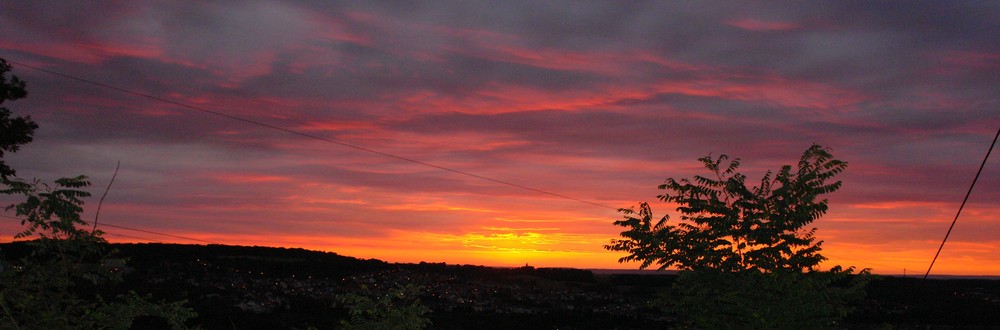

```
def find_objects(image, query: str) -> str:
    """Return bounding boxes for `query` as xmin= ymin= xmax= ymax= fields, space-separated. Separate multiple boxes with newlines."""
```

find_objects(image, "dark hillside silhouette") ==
xmin=4 ymin=242 xmax=996 ymax=328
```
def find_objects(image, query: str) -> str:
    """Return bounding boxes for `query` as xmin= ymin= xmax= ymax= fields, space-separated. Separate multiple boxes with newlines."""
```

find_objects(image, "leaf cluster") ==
xmin=668 ymin=266 xmax=871 ymax=329
xmin=605 ymin=144 xmax=846 ymax=273
xmin=338 ymin=284 xmax=432 ymax=330
xmin=0 ymin=178 xmax=197 ymax=329
xmin=604 ymin=144 xmax=870 ymax=327
xmin=0 ymin=59 xmax=36 ymax=181
xmin=3 ymin=176 xmax=95 ymax=240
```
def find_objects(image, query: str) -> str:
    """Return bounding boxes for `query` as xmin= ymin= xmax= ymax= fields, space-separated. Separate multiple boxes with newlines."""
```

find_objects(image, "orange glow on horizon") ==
xmin=3 ymin=212 xmax=995 ymax=275
xmin=72 ymin=225 xmax=1000 ymax=276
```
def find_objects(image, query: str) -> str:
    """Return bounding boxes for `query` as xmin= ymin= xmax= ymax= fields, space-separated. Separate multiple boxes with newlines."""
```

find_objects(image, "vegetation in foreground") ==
xmin=2 ymin=57 xmax=197 ymax=329
xmin=607 ymin=144 xmax=870 ymax=328
xmin=4 ymin=241 xmax=998 ymax=329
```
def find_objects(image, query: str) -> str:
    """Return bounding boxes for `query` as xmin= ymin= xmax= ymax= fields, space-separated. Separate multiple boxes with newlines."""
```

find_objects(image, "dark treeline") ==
xmin=2 ymin=242 xmax=998 ymax=329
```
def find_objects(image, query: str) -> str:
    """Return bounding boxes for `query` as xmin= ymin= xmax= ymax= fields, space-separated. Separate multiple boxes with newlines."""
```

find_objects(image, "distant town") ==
xmin=2 ymin=242 xmax=997 ymax=328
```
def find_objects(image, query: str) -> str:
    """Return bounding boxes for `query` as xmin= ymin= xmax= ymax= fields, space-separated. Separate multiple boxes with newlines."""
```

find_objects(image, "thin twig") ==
xmin=92 ymin=161 xmax=120 ymax=234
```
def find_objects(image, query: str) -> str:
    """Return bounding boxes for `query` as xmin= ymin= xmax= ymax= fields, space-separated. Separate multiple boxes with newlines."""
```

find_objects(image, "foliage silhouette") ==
xmin=606 ymin=144 xmax=870 ymax=328
xmin=0 ymin=58 xmax=195 ymax=329
xmin=0 ymin=58 xmax=37 ymax=182
xmin=1 ymin=175 xmax=197 ymax=329
xmin=338 ymin=284 xmax=431 ymax=330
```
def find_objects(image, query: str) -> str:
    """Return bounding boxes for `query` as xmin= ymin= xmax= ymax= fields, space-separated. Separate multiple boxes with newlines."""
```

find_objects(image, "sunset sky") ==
xmin=1 ymin=1 xmax=998 ymax=275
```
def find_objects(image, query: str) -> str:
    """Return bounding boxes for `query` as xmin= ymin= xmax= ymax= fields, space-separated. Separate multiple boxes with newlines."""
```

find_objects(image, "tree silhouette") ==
xmin=0 ymin=59 xmax=37 ymax=182
xmin=0 ymin=58 xmax=195 ymax=329
xmin=606 ymin=144 xmax=869 ymax=328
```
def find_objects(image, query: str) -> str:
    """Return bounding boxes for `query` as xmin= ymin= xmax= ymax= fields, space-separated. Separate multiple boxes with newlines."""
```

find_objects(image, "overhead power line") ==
xmin=104 ymin=232 xmax=161 ymax=242
xmin=7 ymin=60 xmax=618 ymax=211
xmin=923 ymin=127 xmax=1000 ymax=279
xmin=1 ymin=214 xmax=219 ymax=244
xmin=97 ymin=222 xmax=220 ymax=244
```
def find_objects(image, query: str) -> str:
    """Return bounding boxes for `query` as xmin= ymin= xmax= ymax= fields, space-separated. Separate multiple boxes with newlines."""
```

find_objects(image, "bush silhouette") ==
xmin=606 ymin=144 xmax=869 ymax=328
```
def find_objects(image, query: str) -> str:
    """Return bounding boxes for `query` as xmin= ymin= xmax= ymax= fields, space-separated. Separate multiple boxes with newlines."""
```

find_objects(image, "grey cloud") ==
xmin=1 ymin=0 xmax=998 ymax=265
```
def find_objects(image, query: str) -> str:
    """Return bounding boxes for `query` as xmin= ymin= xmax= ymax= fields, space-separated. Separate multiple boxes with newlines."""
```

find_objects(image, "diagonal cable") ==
xmin=923 ymin=127 xmax=999 ymax=279
xmin=7 ymin=59 xmax=618 ymax=211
